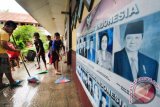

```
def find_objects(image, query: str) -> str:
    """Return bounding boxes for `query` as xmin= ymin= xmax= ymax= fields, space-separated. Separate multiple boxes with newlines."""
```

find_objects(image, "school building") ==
xmin=0 ymin=0 xmax=159 ymax=107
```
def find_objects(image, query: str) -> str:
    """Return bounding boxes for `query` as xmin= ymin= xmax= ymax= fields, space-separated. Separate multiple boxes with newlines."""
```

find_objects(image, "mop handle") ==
xmin=12 ymin=35 xmax=31 ymax=77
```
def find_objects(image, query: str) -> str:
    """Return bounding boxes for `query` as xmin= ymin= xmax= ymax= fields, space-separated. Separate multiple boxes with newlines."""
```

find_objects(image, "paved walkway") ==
xmin=0 ymin=56 xmax=82 ymax=107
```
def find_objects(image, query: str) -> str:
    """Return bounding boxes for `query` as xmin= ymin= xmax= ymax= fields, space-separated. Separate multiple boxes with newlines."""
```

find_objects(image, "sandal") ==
xmin=36 ymin=67 xmax=40 ymax=69
xmin=10 ymin=80 xmax=23 ymax=88
xmin=0 ymin=83 xmax=9 ymax=89
xmin=55 ymin=72 xmax=62 ymax=75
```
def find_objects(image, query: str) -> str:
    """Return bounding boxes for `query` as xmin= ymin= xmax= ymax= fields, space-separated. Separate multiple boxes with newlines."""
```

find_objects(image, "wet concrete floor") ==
xmin=0 ymin=59 xmax=82 ymax=107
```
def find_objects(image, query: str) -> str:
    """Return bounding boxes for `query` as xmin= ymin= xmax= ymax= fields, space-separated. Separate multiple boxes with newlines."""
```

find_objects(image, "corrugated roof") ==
xmin=0 ymin=12 xmax=38 ymax=24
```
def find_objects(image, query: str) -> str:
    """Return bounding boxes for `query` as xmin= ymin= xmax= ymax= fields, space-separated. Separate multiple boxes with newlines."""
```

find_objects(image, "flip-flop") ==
xmin=36 ymin=67 xmax=40 ymax=69
xmin=10 ymin=80 xmax=23 ymax=88
xmin=0 ymin=83 xmax=9 ymax=89
xmin=55 ymin=72 xmax=62 ymax=75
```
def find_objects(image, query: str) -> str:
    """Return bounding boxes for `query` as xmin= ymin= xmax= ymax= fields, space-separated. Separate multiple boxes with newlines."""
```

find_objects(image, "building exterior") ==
xmin=10 ymin=0 xmax=160 ymax=107
xmin=0 ymin=12 xmax=40 ymax=26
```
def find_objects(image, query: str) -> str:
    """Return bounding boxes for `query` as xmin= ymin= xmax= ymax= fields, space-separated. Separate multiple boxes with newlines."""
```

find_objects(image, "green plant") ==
xmin=11 ymin=25 xmax=38 ymax=48
xmin=16 ymin=40 xmax=25 ymax=49
xmin=43 ymin=42 xmax=49 ymax=52
xmin=9 ymin=25 xmax=48 ymax=54
xmin=13 ymin=25 xmax=38 ymax=42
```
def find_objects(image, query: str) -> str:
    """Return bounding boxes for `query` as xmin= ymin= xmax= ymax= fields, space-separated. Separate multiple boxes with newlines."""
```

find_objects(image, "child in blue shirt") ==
xmin=51 ymin=32 xmax=64 ymax=75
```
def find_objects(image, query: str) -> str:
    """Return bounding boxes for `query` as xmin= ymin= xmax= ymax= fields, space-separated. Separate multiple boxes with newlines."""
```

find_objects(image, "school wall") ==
xmin=71 ymin=0 xmax=101 ymax=107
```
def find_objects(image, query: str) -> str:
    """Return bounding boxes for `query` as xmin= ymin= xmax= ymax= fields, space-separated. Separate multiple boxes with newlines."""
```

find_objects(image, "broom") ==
xmin=12 ymin=35 xmax=40 ymax=83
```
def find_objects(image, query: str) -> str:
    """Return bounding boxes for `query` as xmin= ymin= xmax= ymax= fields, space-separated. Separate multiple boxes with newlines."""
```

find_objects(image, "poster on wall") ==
xmin=76 ymin=0 xmax=160 ymax=107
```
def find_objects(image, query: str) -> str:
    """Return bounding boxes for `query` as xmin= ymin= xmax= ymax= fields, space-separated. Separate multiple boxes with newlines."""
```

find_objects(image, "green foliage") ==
xmin=12 ymin=25 xmax=38 ymax=44
xmin=39 ymin=32 xmax=48 ymax=43
xmin=16 ymin=40 xmax=25 ymax=49
xmin=9 ymin=25 xmax=48 ymax=55
xmin=43 ymin=42 xmax=49 ymax=51
xmin=0 ymin=24 xmax=3 ymax=28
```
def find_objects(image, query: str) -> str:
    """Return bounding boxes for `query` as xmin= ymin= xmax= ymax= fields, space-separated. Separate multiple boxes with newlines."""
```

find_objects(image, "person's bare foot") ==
xmin=55 ymin=70 xmax=61 ymax=75
xmin=57 ymin=70 xmax=62 ymax=73
xmin=17 ymin=65 xmax=20 ymax=68
xmin=11 ymin=67 xmax=15 ymax=71
xmin=36 ymin=66 xmax=40 ymax=69
xmin=64 ymin=61 xmax=67 ymax=63
xmin=47 ymin=62 xmax=50 ymax=64
xmin=55 ymin=72 xmax=61 ymax=75
xmin=55 ymin=70 xmax=57 ymax=73
xmin=45 ymin=68 xmax=48 ymax=71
